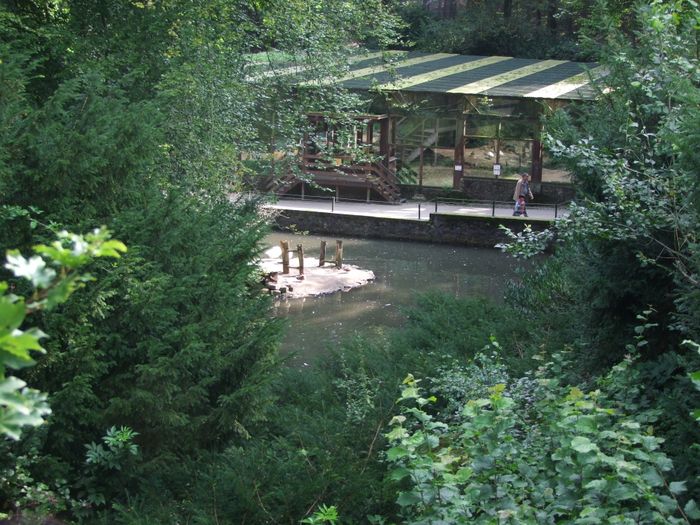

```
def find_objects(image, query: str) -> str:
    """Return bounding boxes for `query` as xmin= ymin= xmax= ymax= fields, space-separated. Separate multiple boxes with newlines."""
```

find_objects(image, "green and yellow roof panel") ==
xmin=309 ymin=51 xmax=605 ymax=101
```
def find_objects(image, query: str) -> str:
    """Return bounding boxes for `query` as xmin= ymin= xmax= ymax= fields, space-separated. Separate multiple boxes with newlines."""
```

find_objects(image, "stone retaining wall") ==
xmin=273 ymin=209 xmax=551 ymax=248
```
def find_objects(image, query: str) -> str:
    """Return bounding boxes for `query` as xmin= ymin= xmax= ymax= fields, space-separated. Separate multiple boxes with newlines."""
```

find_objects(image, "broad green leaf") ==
xmin=574 ymin=415 xmax=598 ymax=433
xmin=386 ymin=446 xmax=410 ymax=461
xmin=571 ymin=436 xmax=599 ymax=454
xmin=385 ymin=426 xmax=408 ymax=441
xmin=0 ymin=379 xmax=51 ymax=440
xmin=0 ymin=299 xmax=25 ymax=332
xmin=690 ymin=370 xmax=700 ymax=387
xmin=388 ymin=415 xmax=405 ymax=425
xmin=684 ymin=500 xmax=700 ymax=520
xmin=609 ymin=483 xmax=637 ymax=502
xmin=396 ymin=491 xmax=421 ymax=507
xmin=0 ymin=328 xmax=46 ymax=362
xmin=584 ymin=479 xmax=608 ymax=491
xmin=669 ymin=481 xmax=687 ymax=495
xmin=388 ymin=467 xmax=410 ymax=482
xmin=399 ymin=386 xmax=419 ymax=400
xmin=453 ymin=467 xmax=474 ymax=483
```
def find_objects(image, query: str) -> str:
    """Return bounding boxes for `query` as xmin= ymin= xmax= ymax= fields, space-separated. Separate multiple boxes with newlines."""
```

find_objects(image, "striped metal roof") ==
xmin=317 ymin=51 xmax=605 ymax=101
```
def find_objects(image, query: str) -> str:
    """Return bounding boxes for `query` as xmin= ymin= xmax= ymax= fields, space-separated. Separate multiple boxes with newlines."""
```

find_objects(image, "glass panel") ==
xmin=463 ymin=138 xmax=498 ymax=177
xmin=500 ymin=119 xmax=538 ymax=140
xmin=396 ymin=116 xmax=425 ymax=145
xmin=465 ymin=115 xmax=498 ymax=138
xmin=498 ymin=140 xmax=532 ymax=177
xmin=462 ymin=139 xmax=532 ymax=179
xmin=435 ymin=118 xmax=457 ymax=148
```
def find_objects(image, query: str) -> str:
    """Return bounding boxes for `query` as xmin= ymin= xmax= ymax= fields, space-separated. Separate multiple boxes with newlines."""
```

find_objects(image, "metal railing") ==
xmin=265 ymin=193 xmax=569 ymax=221
xmin=433 ymin=197 xmax=567 ymax=219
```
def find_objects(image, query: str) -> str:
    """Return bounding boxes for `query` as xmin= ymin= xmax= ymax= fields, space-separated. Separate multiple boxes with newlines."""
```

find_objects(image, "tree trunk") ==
xmin=503 ymin=0 xmax=512 ymax=19
xmin=547 ymin=0 xmax=557 ymax=31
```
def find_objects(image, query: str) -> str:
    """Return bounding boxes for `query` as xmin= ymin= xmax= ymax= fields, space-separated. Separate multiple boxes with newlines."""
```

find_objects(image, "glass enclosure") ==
xmin=388 ymin=94 xmax=571 ymax=187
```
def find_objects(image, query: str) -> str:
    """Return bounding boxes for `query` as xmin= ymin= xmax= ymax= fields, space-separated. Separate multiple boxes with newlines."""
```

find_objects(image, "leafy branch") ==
xmin=0 ymin=227 xmax=126 ymax=440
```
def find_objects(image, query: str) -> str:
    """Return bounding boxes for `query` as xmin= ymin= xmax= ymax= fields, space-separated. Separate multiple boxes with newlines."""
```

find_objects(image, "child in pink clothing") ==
xmin=513 ymin=195 xmax=528 ymax=217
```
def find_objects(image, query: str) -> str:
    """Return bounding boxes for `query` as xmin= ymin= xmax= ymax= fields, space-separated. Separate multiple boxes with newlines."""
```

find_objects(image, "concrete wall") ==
xmin=273 ymin=209 xmax=551 ymax=248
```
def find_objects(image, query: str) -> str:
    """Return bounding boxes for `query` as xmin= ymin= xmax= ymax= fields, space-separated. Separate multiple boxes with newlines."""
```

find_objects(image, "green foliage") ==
xmin=0 ymin=228 xmax=125 ymax=441
xmin=392 ymin=293 xmax=535 ymax=377
xmin=385 ymin=351 xmax=696 ymax=523
xmin=130 ymin=298 xmax=528 ymax=525
xmin=690 ymin=341 xmax=700 ymax=422
xmin=78 ymin=426 xmax=140 ymax=511
xmin=301 ymin=504 xmax=339 ymax=525
xmin=0 ymin=446 xmax=74 ymax=522
xmin=393 ymin=1 xmax=588 ymax=60
xmin=85 ymin=426 xmax=139 ymax=471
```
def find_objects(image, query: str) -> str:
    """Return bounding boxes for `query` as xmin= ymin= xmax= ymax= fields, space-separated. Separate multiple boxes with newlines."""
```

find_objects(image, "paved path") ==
xmin=266 ymin=197 xmax=566 ymax=221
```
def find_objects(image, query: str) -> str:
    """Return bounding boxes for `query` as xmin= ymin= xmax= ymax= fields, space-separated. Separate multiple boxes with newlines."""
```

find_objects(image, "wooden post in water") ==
xmin=280 ymin=240 xmax=290 ymax=274
xmin=319 ymin=240 xmax=326 ymax=266
xmin=297 ymin=243 xmax=304 ymax=275
xmin=335 ymin=240 xmax=343 ymax=268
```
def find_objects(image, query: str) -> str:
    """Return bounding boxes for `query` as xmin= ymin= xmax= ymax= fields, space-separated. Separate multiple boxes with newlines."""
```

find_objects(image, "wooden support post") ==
xmin=531 ymin=139 xmax=543 ymax=183
xmin=280 ymin=240 xmax=290 ymax=274
xmin=453 ymin=115 xmax=465 ymax=189
xmin=297 ymin=244 xmax=304 ymax=275
xmin=433 ymin=117 xmax=439 ymax=166
xmin=419 ymin=118 xmax=425 ymax=193
xmin=319 ymin=241 xmax=326 ymax=266
xmin=380 ymin=118 xmax=390 ymax=159
xmin=495 ymin=121 xmax=502 ymax=167
xmin=335 ymin=240 xmax=343 ymax=268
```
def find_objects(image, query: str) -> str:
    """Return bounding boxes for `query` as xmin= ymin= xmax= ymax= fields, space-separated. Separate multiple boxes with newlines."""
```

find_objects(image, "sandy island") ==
xmin=258 ymin=246 xmax=374 ymax=299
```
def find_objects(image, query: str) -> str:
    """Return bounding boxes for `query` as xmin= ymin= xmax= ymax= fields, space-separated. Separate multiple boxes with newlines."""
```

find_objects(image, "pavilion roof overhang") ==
xmin=250 ymin=50 xmax=606 ymax=102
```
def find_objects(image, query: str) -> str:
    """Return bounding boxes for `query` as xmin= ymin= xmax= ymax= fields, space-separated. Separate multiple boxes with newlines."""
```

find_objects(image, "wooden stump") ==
xmin=319 ymin=240 xmax=327 ymax=266
xmin=280 ymin=240 xmax=290 ymax=274
xmin=297 ymin=243 xmax=304 ymax=275
xmin=335 ymin=240 xmax=343 ymax=268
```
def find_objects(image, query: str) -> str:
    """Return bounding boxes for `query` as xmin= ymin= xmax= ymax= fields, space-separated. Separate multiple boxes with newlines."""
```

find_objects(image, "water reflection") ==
xmin=264 ymin=232 xmax=519 ymax=364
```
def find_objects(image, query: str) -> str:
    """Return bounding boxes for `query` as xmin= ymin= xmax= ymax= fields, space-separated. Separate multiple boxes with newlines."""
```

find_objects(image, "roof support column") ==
xmin=453 ymin=115 xmax=465 ymax=190
xmin=531 ymin=138 xmax=543 ymax=184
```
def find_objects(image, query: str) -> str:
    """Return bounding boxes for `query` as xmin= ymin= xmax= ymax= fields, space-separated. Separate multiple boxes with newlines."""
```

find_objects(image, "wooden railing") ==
xmin=277 ymin=153 xmax=401 ymax=202
xmin=260 ymin=155 xmax=401 ymax=201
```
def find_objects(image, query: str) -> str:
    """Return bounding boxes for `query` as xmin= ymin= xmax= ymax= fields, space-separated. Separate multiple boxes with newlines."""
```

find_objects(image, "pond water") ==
xmin=264 ymin=232 xmax=521 ymax=365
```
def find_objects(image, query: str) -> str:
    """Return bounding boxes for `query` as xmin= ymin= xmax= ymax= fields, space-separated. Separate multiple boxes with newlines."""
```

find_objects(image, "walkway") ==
xmin=265 ymin=196 xmax=567 ymax=222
